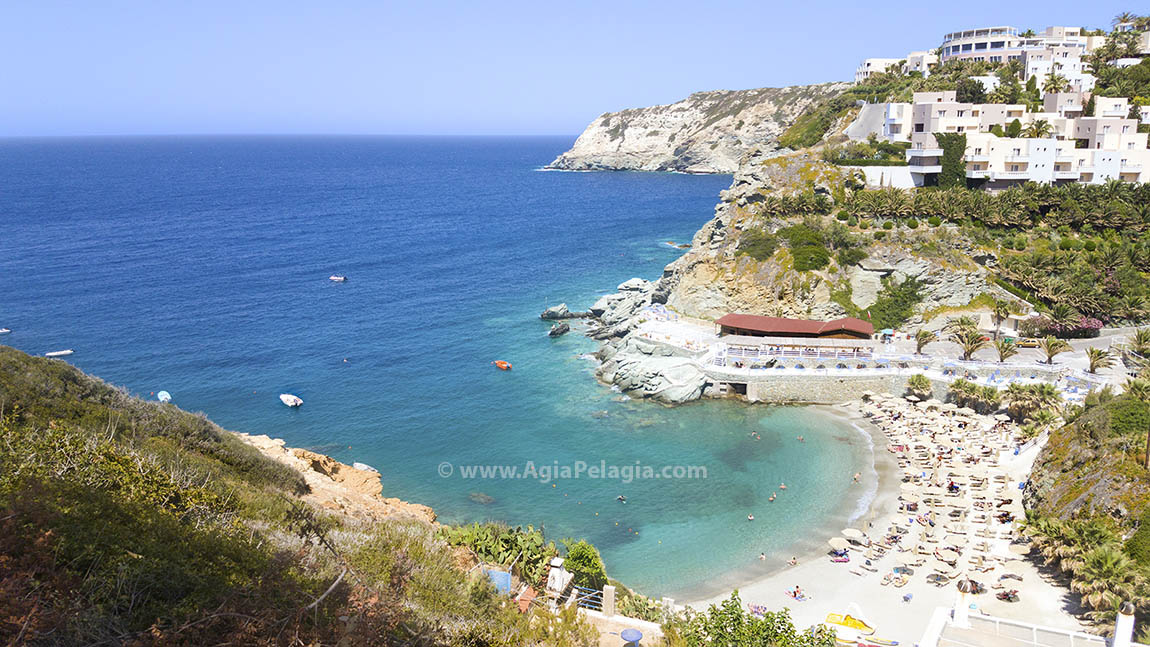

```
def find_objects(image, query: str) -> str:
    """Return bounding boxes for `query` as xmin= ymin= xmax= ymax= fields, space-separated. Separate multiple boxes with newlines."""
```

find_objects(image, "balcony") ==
xmin=1054 ymin=170 xmax=1081 ymax=179
xmin=1123 ymin=163 xmax=1144 ymax=172
xmin=1100 ymin=109 xmax=1127 ymax=117
xmin=965 ymin=154 xmax=990 ymax=162
xmin=908 ymin=148 xmax=944 ymax=157
xmin=966 ymin=169 xmax=990 ymax=178
xmin=992 ymin=171 xmax=1031 ymax=180
xmin=1004 ymin=155 xmax=1029 ymax=163
xmin=1055 ymin=155 xmax=1075 ymax=163
xmin=910 ymin=165 xmax=943 ymax=174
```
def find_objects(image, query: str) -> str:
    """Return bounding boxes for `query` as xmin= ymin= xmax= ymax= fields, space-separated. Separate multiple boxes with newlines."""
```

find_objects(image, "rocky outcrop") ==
xmin=236 ymin=433 xmax=436 ymax=525
xmin=547 ymin=83 xmax=849 ymax=173
xmin=540 ymin=303 xmax=589 ymax=320
xmin=548 ymin=322 xmax=571 ymax=337
xmin=596 ymin=337 xmax=707 ymax=404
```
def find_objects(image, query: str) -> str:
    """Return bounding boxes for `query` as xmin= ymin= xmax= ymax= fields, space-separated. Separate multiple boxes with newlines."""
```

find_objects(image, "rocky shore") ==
xmin=235 ymin=432 xmax=437 ymax=525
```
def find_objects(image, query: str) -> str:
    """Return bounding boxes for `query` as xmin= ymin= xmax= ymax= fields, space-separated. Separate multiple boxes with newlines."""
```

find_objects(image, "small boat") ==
xmin=352 ymin=462 xmax=379 ymax=473
xmin=0 ymin=328 xmax=10 ymax=334
xmin=279 ymin=393 xmax=303 ymax=407
xmin=157 ymin=391 xmax=172 ymax=403
xmin=45 ymin=349 xmax=74 ymax=357
xmin=329 ymin=275 xmax=347 ymax=282
xmin=493 ymin=360 xmax=512 ymax=371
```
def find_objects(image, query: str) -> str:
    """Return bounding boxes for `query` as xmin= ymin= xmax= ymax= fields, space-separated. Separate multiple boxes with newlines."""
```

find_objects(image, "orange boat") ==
xmin=493 ymin=360 xmax=512 ymax=371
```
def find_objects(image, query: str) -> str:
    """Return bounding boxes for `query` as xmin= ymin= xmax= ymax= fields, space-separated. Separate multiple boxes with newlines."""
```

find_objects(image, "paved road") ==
xmin=845 ymin=103 xmax=886 ymax=141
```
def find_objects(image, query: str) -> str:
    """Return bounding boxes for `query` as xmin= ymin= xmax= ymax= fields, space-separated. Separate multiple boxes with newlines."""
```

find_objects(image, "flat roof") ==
xmin=715 ymin=314 xmax=875 ymax=337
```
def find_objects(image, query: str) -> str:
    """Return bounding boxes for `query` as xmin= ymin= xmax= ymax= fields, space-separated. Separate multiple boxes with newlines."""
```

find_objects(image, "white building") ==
xmin=856 ymin=58 xmax=902 ymax=83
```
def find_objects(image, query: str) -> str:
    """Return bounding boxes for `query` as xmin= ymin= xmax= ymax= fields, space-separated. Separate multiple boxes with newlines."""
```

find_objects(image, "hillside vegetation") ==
xmin=0 ymin=346 xmax=598 ymax=646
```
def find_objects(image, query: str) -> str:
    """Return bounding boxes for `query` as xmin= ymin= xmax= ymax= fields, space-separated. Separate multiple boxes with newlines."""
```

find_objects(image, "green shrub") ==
xmin=1084 ymin=240 xmax=1097 ymax=252
xmin=928 ymin=216 xmax=942 ymax=227
xmin=736 ymin=229 xmax=778 ymax=261
xmin=1125 ymin=506 xmax=1150 ymax=566
xmin=835 ymin=210 xmax=849 ymax=221
xmin=778 ymin=224 xmax=831 ymax=272
xmin=1109 ymin=396 xmax=1150 ymax=438
xmin=836 ymin=248 xmax=867 ymax=267
xmin=883 ymin=221 xmax=894 ymax=230
xmin=563 ymin=540 xmax=607 ymax=590
xmin=866 ymin=277 xmax=924 ymax=330
xmin=847 ymin=215 xmax=859 ymax=226
xmin=874 ymin=231 xmax=886 ymax=240
xmin=1059 ymin=237 xmax=1075 ymax=250
xmin=907 ymin=218 xmax=919 ymax=229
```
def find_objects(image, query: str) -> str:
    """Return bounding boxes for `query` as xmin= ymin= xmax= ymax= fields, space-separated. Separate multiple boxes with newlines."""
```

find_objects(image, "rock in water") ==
xmin=548 ymin=322 xmax=571 ymax=337
xmin=540 ymin=303 xmax=589 ymax=320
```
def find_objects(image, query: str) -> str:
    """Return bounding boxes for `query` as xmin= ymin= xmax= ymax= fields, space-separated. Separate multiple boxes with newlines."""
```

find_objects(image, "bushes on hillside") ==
xmin=737 ymin=229 xmax=779 ymax=261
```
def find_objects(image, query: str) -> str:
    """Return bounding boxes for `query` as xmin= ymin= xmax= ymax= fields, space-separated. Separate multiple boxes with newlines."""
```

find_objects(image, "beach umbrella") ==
xmin=937 ymin=548 xmax=960 ymax=563
xmin=901 ymin=494 xmax=920 ymax=504
xmin=828 ymin=538 xmax=850 ymax=551
xmin=957 ymin=407 xmax=976 ymax=416
xmin=945 ymin=535 xmax=969 ymax=547
xmin=900 ymin=482 xmax=919 ymax=493
xmin=620 ymin=628 xmax=643 ymax=643
xmin=842 ymin=528 xmax=866 ymax=541
xmin=1008 ymin=543 xmax=1032 ymax=556
xmin=906 ymin=394 xmax=921 ymax=402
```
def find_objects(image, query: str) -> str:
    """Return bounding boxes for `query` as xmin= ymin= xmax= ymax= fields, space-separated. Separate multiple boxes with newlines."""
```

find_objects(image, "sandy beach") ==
xmin=688 ymin=397 xmax=1089 ymax=646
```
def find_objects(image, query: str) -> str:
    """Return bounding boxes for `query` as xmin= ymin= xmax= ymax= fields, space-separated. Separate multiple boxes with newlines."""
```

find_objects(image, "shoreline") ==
xmin=675 ymin=403 xmax=901 ymax=604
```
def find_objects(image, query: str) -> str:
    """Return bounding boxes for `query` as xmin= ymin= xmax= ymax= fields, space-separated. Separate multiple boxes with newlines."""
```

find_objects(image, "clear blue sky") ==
xmin=0 ymin=0 xmax=1135 ymax=136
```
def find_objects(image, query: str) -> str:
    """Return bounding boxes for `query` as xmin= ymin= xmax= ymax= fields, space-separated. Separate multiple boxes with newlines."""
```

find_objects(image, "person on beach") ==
xmin=853 ymin=472 xmax=861 ymax=483
xmin=788 ymin=556 xmax=798 ymax=566
xmin=759 ymin=553 xmax=766 ymax=561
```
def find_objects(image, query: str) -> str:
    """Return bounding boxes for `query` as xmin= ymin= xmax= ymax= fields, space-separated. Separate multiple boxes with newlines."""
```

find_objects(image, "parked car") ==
xmin=1016 ymin=338 xmax=1040 ymax=348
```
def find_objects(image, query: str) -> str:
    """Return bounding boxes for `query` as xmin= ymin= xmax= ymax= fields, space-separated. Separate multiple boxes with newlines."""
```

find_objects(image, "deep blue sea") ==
xmin=0 ymin=136 xmax=870 ymax=599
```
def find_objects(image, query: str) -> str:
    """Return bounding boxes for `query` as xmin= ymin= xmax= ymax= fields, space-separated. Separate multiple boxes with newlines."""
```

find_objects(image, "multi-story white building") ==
xmin=1021 ymin=46 xmax=1096 ymax=93
xmin=939 ymin=25 xmax=1103 ymax=63
xmin=904 ymin=50 xmax=939 ymax=76
xmin=900 ymin=93 xmax=1149 ymax=188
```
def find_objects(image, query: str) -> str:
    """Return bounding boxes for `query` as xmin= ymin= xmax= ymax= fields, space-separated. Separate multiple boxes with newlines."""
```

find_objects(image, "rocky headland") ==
xmin=546 ymin=83 xmax=848 ymax=173
xmin=562 ymin=146 xmax=1019 ymax=405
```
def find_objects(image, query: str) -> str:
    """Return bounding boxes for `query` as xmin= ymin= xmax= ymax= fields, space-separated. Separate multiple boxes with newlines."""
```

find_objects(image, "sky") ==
xmin=0 ymin=0 xmax=1137 ymax=136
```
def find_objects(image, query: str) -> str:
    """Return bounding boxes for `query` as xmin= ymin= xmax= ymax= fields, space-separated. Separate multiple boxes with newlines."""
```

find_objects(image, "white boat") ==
xmin=329 ymin=275 xmax=347 ymax=282
xmin=157 ymin=391 xmax=172 ymax=403
xmin=45 ymin=349 xmax=74 ymax=357
xmin=352 ymin=462 xmax=380 ymax=473
xmin=279 ymin=393 xmax=303 ymax=407
xmin=0 ymin=328 xmax=10 ymax=334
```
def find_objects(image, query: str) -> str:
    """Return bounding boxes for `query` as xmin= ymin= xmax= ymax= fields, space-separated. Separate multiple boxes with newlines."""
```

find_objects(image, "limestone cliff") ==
xmin=547 ymin=83 xmax=849 ymax=173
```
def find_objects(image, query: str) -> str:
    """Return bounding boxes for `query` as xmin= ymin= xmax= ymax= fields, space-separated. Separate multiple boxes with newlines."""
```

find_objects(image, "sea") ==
xmin=0 ymin=136 xmax=874 ymax=600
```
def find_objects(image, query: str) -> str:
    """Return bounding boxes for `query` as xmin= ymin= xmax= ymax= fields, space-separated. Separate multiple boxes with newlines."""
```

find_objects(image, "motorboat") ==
xmin=492 ymin=360 xmax=512 ymax=371
xmin=157 ymin=391 xmax=172 ymax=403
xmin=279 ymin=393 xmax=303 ymax=407
xmin=45 ymin=349 xmax=74 ymax=357
xmin=0 ymin=328 xmax=10 ymax=334
xmin=329 ymin=275 xmax=347 ymax=282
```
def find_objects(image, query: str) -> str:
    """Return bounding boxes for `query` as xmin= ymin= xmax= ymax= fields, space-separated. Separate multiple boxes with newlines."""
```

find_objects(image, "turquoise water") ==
xmin=0 ymin=136 xmax=870 ymax=598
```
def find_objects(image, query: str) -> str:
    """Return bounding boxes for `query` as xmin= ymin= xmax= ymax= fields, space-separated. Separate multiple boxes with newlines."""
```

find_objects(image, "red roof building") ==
xmin=715 ymin=314 xmax=874 ymax=340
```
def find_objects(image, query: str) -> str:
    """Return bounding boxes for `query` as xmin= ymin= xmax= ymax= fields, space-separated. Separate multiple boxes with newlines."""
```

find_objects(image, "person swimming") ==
xmin=779 ymin=483 xmax=787 ymax=490
xmin=616 ymin=495 xmax=627 ymax=503
xmin=759 ymin=552 xmax=766 ymax=561
xmin=747 ymin=514 xmax=755 ymax=521
xmin=769 ymin=494 xmax=776 ymax=502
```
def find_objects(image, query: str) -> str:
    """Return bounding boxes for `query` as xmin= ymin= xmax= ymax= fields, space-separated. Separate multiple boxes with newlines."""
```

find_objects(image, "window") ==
xmin=975 ymin=42 xmax=988 ymax=50
xmin=938 ymin=110 xmax=946 ymax=117
xmin=957 ymin=126 xmax=965 ymax=132
xmin=957 ymin=110 xmax=965 ymax=117
xmin=1011 ymin=165 xmax=1019 ymax=171
xmin=915 ymin=123 xmax=925 ymax=133
xmin=991 ymin=41 xmax=1005 ymax=49
xmin=962 ymin=44 xmax=972 ymax=52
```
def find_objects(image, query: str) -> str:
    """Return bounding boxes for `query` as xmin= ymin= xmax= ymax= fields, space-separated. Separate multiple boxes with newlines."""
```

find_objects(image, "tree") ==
xmin=954 ymin=329 xmax=989 ymax=361
xmin=677 ymin=592 xmax=837 ymax=646
xmin=1071 ymin=545 xmax=1140 ymax=612
xmin=1022 ymin=119 xmax=1053 ymax=138
xmin=956 ymin=77 xmax=987 ymax=104
xmin=1006 ymin=118 xmax=1023 ymax=138
xmin=1127 ymin=378 xmax=1150 ymax=402
xmin=562 ymin=539 xmax=607 ymax=590
xmin=1040 ymin=336 xmax=1072 ymax=365
xmin=935 ymin=133 xmax=968 ymax=189
xmin=1042 ymin=73 xmax=1069 ymax=95
xmin=996 ymin=339 xmax=1019 ymax=363
xmin=906 ymin=374 xmax=932 ymax=397
xmin=1131 ymin=328 xmax=1150 ymax=357
xmin=1114 ymin=12 xmax=1137 ymax=26
xmin=991 ymin=299 xmax=1012 ymax=340
xmin=943 ymin=315 xmax=979 ymax=336
xmin=915 ymin=329 xmax=938 ymax=355
xmin=1086 ymin=347 xmax=1115 ymax=374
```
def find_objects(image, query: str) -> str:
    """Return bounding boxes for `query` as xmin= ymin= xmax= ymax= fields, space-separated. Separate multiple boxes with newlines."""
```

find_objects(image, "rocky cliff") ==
xmin=547 ymin=83 xmax=849 ymax=173
xmin=574 ymin=149 xmax=1018 ymax=404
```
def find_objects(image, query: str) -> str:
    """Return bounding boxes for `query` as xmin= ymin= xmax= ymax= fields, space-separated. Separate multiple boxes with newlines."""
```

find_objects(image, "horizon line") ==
xmin=0 ymin=132 xmax=581 ymax=140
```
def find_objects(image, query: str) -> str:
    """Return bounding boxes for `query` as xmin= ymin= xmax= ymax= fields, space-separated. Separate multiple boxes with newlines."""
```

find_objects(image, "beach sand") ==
xmin=686 ymin=401 xmax=1089 ymax=645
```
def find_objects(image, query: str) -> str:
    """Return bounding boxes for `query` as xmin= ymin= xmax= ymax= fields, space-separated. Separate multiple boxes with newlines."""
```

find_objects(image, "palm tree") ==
xmin=1127 ymin=378 xmax=1150 ymax=402
xmin=1023 ymin=119 xmax=1054 ymax=138
xmin=1086 ymin=347 xmax=1114 ymax=374
xmin=1039 ymin=336 xmax=1072 ymax=365
xmin=996 ymin=339 xmax=1019 ymax=363
xmin=1131 ymin=328 xmax=1150 ymax=357
xmin=1028 ymin=409 xmax=1058 ymax=432
xmin=914 ymin=329 xmax=937 ymax=355
xmin=1071 ymin=545 xmax=1140 ymax=612
xmin=991 ymin=299 xmax=1012 ymax=340
xmin=906 ymin=373 xmax=932 ymax=397
xmin=1114 ymin=11 xmax=1137 ymax=26
xmin=954 ymin=329 xmax=990 ymax=361
xmin=1041 ymin=73 xmax=1069 ymax=95
xmin=943 ymin=315 xmax=979 ymax=336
